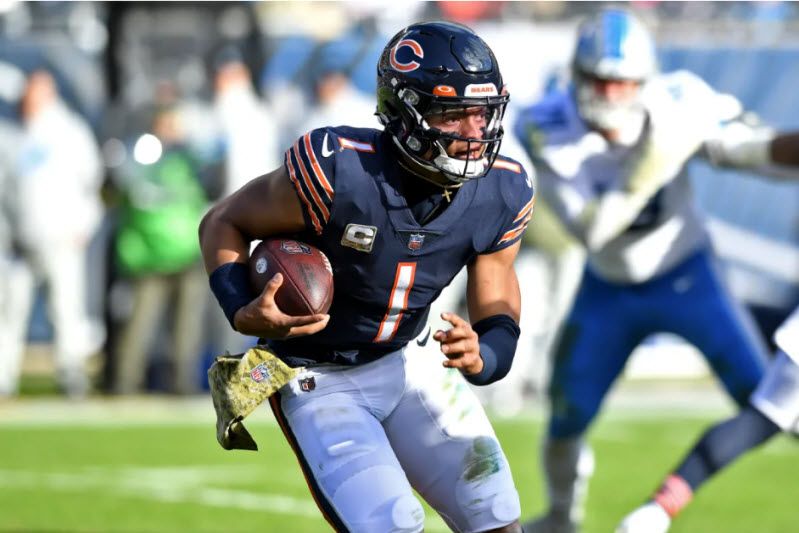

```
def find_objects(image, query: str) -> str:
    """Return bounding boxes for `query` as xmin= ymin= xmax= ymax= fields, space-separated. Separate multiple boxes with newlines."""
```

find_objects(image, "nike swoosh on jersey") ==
xmin=321 ymin=133 xmax=334 ymax=157
xmin=416 ymin=326 xmax=431 ymax=346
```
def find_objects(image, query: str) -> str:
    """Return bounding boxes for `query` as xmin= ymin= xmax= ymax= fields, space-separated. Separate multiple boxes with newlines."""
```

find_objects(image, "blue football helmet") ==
xmin=376 ymin=21 xmax=509 ymax=186
xmin=572 ymin=8 xmax=657 ymax=132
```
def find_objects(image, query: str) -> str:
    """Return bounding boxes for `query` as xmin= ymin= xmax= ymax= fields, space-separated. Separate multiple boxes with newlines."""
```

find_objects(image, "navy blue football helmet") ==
xmin=376 ymin=21 xmax=509 ymax=186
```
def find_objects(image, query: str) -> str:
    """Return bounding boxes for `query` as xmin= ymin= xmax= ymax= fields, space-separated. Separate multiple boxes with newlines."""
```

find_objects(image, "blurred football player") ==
xmin=513 ymin=8 xmax=799 ymax=533
xmin=200 ymin=21 xmax=533 ymax=532
xmin=1 ymin=70 xmax=105 ymax=398
xmin=617 ymin=304 xmax=799 ymax=533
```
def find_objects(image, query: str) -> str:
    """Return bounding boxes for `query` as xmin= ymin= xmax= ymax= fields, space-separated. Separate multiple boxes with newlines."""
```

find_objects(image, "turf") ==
xmin=0 ymin=404 xmax=796 ymax=532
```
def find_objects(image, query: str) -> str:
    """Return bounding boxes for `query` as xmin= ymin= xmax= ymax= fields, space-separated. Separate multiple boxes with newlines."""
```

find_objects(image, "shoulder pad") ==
xmin=515 ymin=90 xmax=573 ymax=135
xmin=284 ymin=128 xmax=336 ymax=234
xmin=489 ymin=156 xmax=536 ymax=250
xmin=514 ymin=90 xmax=585 ymax=158
xmin=644 ymin=70 xmax=744 ymax=131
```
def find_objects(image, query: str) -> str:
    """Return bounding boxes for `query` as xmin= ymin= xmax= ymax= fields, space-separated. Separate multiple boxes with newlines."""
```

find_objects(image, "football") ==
xmin=248 ymin=238 xmax=334 ymax=316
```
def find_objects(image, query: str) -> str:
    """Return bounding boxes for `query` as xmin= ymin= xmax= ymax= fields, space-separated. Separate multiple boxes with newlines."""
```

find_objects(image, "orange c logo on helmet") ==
xmin=390 ymin=39 xmax=424 ymax=72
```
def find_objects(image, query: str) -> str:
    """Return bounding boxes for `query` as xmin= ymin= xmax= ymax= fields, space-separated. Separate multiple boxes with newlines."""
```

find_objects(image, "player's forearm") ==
xmin=770 ymin=132 xmax=799 ymax=168
xmin=704 ymin=124 xmax=799 ymax=178
xmin=200 ymin=205 xmax=257 ymax=330
xmin=466 ymin=245 xmax=522 ymax=323
xmin=709 ymin=130 xmax=799 ymax=180
xmin=198 ymin=205 xmax=252 ymax=274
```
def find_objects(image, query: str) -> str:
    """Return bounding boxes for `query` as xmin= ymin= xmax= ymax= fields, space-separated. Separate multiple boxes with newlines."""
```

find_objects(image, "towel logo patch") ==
xmin=250 ymin=363 xmax=272 ymax=383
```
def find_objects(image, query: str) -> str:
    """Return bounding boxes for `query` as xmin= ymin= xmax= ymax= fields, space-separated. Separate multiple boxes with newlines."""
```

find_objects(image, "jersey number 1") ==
xmin=373 ymin=262 xmax=417 ymax=342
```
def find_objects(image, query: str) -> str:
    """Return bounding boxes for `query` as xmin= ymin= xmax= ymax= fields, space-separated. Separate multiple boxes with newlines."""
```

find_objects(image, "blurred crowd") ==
xmin=0 ymin=0 xmax=797 ymax=401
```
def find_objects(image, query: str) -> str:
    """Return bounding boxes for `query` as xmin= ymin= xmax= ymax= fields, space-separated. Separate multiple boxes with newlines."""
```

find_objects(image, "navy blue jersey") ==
xmin=269 ymin=126 xmax=534 ymax=366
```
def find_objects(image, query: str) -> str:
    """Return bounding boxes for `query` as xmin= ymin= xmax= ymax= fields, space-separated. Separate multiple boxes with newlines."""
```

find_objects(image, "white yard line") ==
xmin=0 ymin=380 xmax=734 ymax=427
xmin=0 ymin=465 xmax=450 ymax=532
xmin=0 ymin=395 xmax=275 ymax=427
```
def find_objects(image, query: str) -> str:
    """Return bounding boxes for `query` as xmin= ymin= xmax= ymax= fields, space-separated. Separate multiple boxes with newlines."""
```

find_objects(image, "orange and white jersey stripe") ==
xmin=339 ymin=137 xmax=376 ymax=153
xmin=492 ymin=158 xmax=523 ymax=174
xmin=497 ymin=195 xmax=535 ymax=245
xmin=284 ymin=130 xmax=337 ymax=235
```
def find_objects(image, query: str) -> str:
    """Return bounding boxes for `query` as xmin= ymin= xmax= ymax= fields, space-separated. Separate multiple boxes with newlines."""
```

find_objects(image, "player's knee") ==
xmin=489 ymin=491 xmax=522 ymax=526
xmin=547 ymin=385 xmax=597 ymax=438
xmin=549 ymin=406 xmax=594 ymax=438
xmin=454 ymin=437 xmax=521 ymax=527
xmin=346 ymin=492 xmax=425 ymax=533
xmin=386 ymin=494 xmax=426 ymax=533
xmin=727 ymin=381 xmax=759 ymax=408
xmin=454 ymin=481 xmax=521 ymax=529
xmin=330 ymin=463 xmax=424 ymax=533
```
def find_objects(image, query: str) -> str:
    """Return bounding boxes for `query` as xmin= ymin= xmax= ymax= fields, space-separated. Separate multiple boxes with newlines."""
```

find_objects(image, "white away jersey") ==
xmin=515 ymin=70 xmax=743 ymax=283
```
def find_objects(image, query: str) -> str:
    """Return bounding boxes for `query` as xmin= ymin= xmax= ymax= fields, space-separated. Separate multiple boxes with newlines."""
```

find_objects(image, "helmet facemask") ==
xmin=384 ymin=86 xmax=508 ymax=186
xmin=574 ymin=70 xmax=646 ymax=133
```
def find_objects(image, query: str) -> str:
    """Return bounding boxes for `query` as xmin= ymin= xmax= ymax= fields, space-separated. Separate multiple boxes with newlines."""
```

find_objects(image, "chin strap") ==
xmin=391 ymin=127 xmax=493 ymax=185
xmin=395 ymin=147 xmax=466 ymax=191
xmin=432 ymin=152 xmax=489 ymax=181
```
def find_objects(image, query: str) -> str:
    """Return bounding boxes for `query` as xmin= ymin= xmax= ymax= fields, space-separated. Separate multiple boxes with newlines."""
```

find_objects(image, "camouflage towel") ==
xmin=207 ymin=346 xmax=302 ymax=451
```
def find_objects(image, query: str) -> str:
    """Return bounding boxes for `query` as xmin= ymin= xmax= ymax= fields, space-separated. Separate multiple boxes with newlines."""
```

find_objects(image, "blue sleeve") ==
xmin=513 ymin=108 xmax=538 ymax=156
xmin=463 ymin=314 xmax=521 ymax=386
xmin=514 ymin=97 xmax=569 ymax=162
xmin=283 ymin=128 xmax=337 ymax=235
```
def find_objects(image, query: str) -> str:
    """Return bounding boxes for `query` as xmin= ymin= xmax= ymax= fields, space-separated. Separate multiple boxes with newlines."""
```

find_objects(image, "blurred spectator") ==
xmin=0 ymin=117 xmax=26 ymax=398
xmin=213 ymin=48 xmax=279 ymax=196
xmin=435 ymin=0 xmax=507 ymax=24
xmin=297 ymin=69 xmax=376 ymax=135
xmin=294 ymin=38 xmax=378 ymax=137
xmin=0 ymin=119 xmax=18 ymax=261
xmin=1 ymin=70 xmax=105 ymax=398
xmin=207 ymin=49 xmax=279 ymax=356
xmin=110 ymin=102 xmax=208 ymax=395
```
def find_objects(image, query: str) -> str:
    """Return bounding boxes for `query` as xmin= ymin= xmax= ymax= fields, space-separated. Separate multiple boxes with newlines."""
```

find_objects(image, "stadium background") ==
xmin=0 ymin=1 xmax=797 ymax=532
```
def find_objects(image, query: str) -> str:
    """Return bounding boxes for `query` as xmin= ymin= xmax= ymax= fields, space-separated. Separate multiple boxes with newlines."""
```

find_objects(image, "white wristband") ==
xmin=708 ymin=123 xmax=774 ymax=168
xmin=728 ymin=137 xmax=772 ymax=167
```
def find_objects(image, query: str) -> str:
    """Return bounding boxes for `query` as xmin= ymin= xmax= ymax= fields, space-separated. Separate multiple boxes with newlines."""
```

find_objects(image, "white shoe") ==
xmin=616 ymin=502 xmax=671 ymax=533
xmin=522 ymin=513 xmax=577 ymax=533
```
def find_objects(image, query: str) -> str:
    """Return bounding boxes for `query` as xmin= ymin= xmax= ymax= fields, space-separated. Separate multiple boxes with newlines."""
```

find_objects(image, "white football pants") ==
xmin=268 ymin=334 xmax=521 ymax=532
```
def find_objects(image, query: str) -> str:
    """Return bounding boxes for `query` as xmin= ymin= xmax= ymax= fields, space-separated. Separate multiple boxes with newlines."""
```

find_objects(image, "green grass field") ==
xmin=0 ymin=393 xmax=796 ymax=532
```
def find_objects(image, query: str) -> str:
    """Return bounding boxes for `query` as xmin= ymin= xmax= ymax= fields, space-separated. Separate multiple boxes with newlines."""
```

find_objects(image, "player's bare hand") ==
xmin=434 ymin=312 xmax=484 ymax=375
xmin=234 ymin=273 xmax=330 ymax=338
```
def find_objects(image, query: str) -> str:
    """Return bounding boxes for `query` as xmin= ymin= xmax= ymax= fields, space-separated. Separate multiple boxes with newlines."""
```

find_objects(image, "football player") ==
xmin=200 ymin=21 xmax=534 ymax=533
xmin=617 ymin=305 xmax=799 ymax=533
xmin=513 ymin=8 xmax=799 ymax=533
